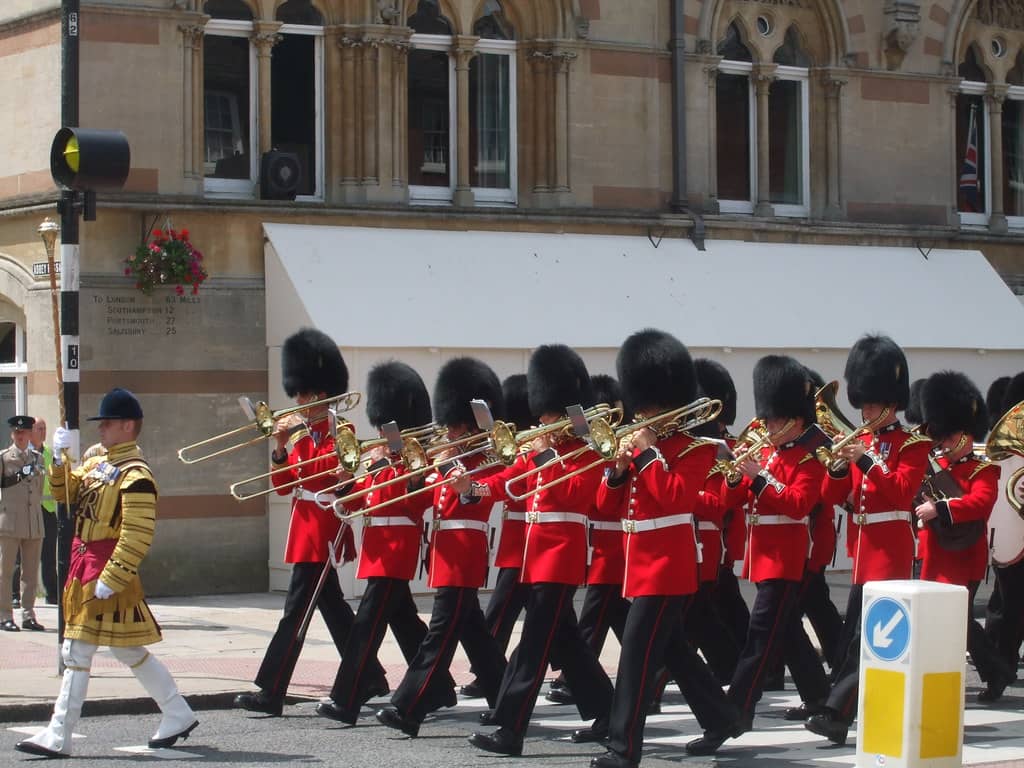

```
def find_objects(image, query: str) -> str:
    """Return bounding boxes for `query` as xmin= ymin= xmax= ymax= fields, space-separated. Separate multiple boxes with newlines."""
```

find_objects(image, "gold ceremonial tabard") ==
xmin=50 ymin=441 xmax=162 ymax=647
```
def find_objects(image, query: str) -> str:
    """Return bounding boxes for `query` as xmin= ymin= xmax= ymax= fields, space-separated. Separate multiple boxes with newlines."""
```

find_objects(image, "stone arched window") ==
xmin=955 ymin=45 xmax=990 ymax=223
xmin=715 ymin=22 xmax=755 ymax=210
xmin=769 ymin=26 xmax=811 ymax=213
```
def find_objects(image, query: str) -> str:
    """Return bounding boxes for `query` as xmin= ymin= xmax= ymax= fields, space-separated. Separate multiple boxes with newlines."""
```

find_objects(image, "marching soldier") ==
xmin=805 ymin=335 xmax=929 ymax=744
xmin=317 ymin=361 xmax=446 ymax=725
xmin=375 ymin=358 xmax=508 ymax=737
xmin=466 ymin=344 xmax=613 ymax=757
xmin=235 ymin=328 xmax=384 ymax=717
xmin=914 ymin=371 xmax=1014 ymax=702
xmin=16 ymin=389 xmax=197 ymax=757
xmin=591 ymin=331 xmax=741 ymax=768
xmin=0 ymin=415 xmax=44 ymax=632
xmin=688 ymin=356 xmax=826 ymax=755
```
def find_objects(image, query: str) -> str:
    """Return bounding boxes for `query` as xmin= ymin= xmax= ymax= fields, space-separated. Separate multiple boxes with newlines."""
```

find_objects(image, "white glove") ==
xmin=94 ymin=580 xmax=115 ymax=600
xmin=52 ymin=427 xmax=72 ymax=463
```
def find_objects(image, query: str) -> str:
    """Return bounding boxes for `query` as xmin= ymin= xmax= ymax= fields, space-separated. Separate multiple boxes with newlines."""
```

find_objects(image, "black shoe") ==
xmin=21 ymin=618 xmax=45 ymax=632
xmin=546 ymin=686 xmax=576 ymax=705
xmin=784 ymin=701 xmax=825 ymax=721
xmin=805 ymin=711 xmax=850 ymax=746
xmin=461 ymin=679 xmax=484 ymax=698
xmin=468 ymin=727 xmax=524 ymax=757
xmin=590 ymin=750 xmax=638 ymax=768
xmin=148 ymin=720 xmax=199 ymax=749
xmin=684 ymin=717 xmax=749 ymax=756
xmin=376 ymin=706 xmax=419 ymax=738
xmin=478 ymin=710 xmax=497 ymax=725
xmin=14 ymin=741 xmax=63 ymax=758
xmin=1 ymin=618 xmax=19 ymax=632
xmin=977 ymin=676 xmax=1013 ymax=703
xmin=571 ymin=716 xmax=609 ymax=744
xmin=316 ymin=700 xmax=357 ymax=725
xmin=233 ymin=690 xmax=283 ymax=717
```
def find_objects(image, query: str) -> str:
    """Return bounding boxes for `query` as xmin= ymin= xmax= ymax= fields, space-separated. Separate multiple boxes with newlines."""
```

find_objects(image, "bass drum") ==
xmin=990 ymin=454 xmax=1024 ymax=567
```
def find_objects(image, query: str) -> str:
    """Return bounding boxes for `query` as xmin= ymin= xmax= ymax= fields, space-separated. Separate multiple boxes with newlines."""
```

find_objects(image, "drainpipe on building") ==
xmin=669 ymin=0 xmax=705 ymax=250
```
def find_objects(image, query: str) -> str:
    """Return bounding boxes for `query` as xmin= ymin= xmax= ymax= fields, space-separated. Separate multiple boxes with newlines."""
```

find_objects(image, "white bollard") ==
xmin=856 ymin=580 xmax=968 ymax=768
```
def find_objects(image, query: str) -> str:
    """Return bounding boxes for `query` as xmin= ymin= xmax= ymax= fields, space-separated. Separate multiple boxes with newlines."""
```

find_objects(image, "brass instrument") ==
xmin=177 ymin=392 xmax=361 ymax=464
xmin=719 ymin=418 xmax=774 ymax=484
xmin=987 ymin=400 xmax=1024 ymax=516
xmin=505 ymin=397 xmax=723 ymax=502
xmin=812 ymin=380 xmax=891 ymax=471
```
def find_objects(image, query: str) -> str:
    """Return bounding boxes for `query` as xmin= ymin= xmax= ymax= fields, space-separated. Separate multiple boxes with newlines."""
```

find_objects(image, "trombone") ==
xmin=177 ymin=392 xmax=361 ymax=464
xmin=505 ymin=397 xmax=722 ymax=502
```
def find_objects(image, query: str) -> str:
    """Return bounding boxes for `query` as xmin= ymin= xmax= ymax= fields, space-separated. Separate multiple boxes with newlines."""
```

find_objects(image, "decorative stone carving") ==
xmin=696 ymin=39 xmax=713 ymax=55
xmin=179 ymin=23 xmax=204 ymax=50
xmin=883 ymin=1 xmax=920 ymax=71
xmin=252 ymin=31 xmax=282 ymax=56
xmin=976 ymin=0 xmax=1024 ymax=30
xmin=377 ymin=1 xmax=401 ymax=25
xmin=575 ymin=15 xmax=590 ymax=40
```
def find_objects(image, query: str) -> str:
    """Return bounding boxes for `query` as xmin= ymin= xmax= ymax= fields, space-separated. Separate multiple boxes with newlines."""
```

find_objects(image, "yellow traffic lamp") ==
xmin=50 ymin=127 xmax=130 ymax=192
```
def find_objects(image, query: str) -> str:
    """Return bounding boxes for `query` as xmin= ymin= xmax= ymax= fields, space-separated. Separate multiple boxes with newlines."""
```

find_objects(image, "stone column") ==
xmin=179 ymin=23 xmax=205 ymax=190
xmin=529 ymin=49 xmax=552 ymax=204
xmin=704 ymin=61 xmax=721 ymax=214
xmin=822 ymin=73 xmax=847 ymax=220
xmin=338 ymin=34 xmax=361 ymax=202
xmin=324 ymin=25 xmax=344 ymax=203
xmin=988 ymin=84 xmax=1009 ymax=233
xmin=361 ymin=37 xmax=381 ymax=189
xmin=753 ymin=64 xmax=777 ymax=218
xmin=453 ymin=36 xmax=479 ymax=208
xmin=252 ymin=25 xmax=283 ymax=157
xmin=390 ymin=40 xmax=411 ymax=196
xmin=551 ymin=49 xmax=577 ymax=206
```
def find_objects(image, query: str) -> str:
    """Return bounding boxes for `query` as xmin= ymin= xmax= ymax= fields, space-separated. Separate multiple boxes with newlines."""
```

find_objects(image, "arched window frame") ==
xmin=203 ymin=17 xmax=259 ymax=198
xmin=957 ymin=74 xmax=991 ymax=227
xmin=275 ymin=20 xmax=325 ymax=201
xmin=716 ymin=56 xmax=756 ymax=214
xmin=770 ymin=63 xmax=810 ymax=218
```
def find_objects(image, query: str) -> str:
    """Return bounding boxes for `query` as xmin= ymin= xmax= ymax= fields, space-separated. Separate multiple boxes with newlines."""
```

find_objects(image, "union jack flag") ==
xmin=959 ymin=104 xmax=980 ymax=212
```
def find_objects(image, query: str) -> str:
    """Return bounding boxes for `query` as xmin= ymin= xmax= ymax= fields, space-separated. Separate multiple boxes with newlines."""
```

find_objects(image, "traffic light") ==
xmin=50 ymin=127 xmax=130 ymax=192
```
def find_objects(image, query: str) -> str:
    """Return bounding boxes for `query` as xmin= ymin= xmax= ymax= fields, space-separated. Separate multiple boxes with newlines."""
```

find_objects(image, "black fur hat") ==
xmin=589 ymin=374 xmax=622 ymax=409
xmin=365 ymin=361 xmax=431 ymax=430
xmin=844 ymin=334 xmax=910 ymax=410
xmin=921 ymin=371 xmax=988 ymax=441
xmin=528 ymin=345 xmax=592 ymax=417
xmin=617 ymin=329 xmax=696 ymax=414
xmin=905 ymin=378 xmax=926 ymax=425
xmin=804 ymin=367 xmax=826 ymax=392
xmin=434 ymin=357 xmax=503 ymax=428
xmin=502 ymin=374 xmax=532 ymax=431
xmin=695 ymin=358 xmax=737 ymax=427
xmin=1001 ymin=372 xmax=1024 ymax=418
xmin=281 ymin=328 xmax=348 ymax=398
xmin=753 ymin=355 xmax=815 ymax=425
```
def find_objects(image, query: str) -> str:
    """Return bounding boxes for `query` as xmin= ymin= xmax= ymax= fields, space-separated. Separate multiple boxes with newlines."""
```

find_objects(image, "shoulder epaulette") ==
xmin=899 ymin=433 xmax=932 ymax=452
xmin=969 ymin=457 xmax=998 ymax=480
xmin=798 ymin=453 xmax=820 ymax=465
xmin=676 ymin=437 xmax=715 ymax=460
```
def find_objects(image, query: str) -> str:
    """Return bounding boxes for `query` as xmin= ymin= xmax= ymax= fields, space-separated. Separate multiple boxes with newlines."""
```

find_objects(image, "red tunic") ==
xmin=272 ymin=417 xmax=352 ymax=564
xmin=724 ymin=440 xmax=824 ymax=583
xmin=821 ymin=426 xmax=929 ymax=584
xmin=427 ymin=453 xmax=498 ymax=588
xmin=695 ymin=469 xmax=727 ymax=583
xmin=347 ymin=459 xmax=430 ymax=581
xmin=919 ymin=456 xmax=1000 ymax=586
xmin=492 ymin=453 xmax=530 ymax=569
xmin=595 ymin=434 xmax=715 ymax=597
xmin=587 ymin=461 xmax=626 ymax=586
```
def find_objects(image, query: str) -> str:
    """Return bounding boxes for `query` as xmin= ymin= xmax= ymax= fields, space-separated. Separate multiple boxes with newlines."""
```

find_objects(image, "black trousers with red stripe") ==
xmin=255 ymin=561 xmax=381 ymax=700
xmin=802 ymin=568 xmax=844 ymax=670
xmin=327 ymin=576 xmax=438 ymax=720
xmin=783 ymin=572 xmax=831 ymax=706
xmin=727 ymin=578 xmax=803 ymax=719
xmin=483 ymin=567 xmax=530 ymax=654
xmin=392 ymin=586 xmax=507 ymax=722
xmin=686 ymin=580 xmax=740 ymax=684
xmin=825 ymin=583 xmax=863 ymax=720
xmin=492 ymin=582 xmax=614 ymax=735
xmin=578 ymin=581 xmax=630 ymax=653
xmin=713 ymin=563 xmax=751 ymax=651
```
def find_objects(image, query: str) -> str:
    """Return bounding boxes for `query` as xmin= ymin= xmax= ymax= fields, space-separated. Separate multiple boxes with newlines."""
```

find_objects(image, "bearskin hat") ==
xmin=434 ymin=357 xmax=503 ymax=428
xmin=753 ymin=355 xmax=815 ymax=425
xmin=589 ymin=374 xmax=622 ymax=410
xmin=1001 ymin=372 xmax=1024 ymax=419
xmin=281 ymin=328 xmax=348 ymax=398
xmin=365 ymin=361 xmax=431 ymax=431
xmin=502 ymin=374 xmax=532 ymax=431
xmin=694 ymin=359 xmax=737 ymax=427
xmin=844 ymin=334 xmax=910 ymax=411
xmin=616 ymin=329 xmax=696 ymax=415
xmin=905 ymin=378 xmax=926 ymax=426
xmin=921 ymin=371 xmax=988 ymax=441
xmin=528 ymin=344 xmax=592 ymax=417
xmin=804 ymin=366 xmax=826 ymax=393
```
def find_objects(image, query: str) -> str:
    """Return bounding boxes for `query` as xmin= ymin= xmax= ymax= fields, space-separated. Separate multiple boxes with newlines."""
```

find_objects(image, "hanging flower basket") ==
xmin=125 ymin=227 xmax=208 ymax=296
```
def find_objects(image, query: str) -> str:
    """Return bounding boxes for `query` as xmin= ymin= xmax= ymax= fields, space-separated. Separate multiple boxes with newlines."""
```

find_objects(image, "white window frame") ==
xmin=1003 ymin=85 xmax=1024 ymax=229
xmin=0 ymin=324 xmax=28 ymax=416
xmin=716 ymin=59 xmax=756 ymax=215
xmin=277 ymin=23 xmax=325 ymax=201
xmin=408 ymin=34 xmax=518 ymax=207
xmin=771 ymin=65 xmax=810 ymax=219
xmin=957 ymin=79 xmax=992 ymax=227
xmin=203 ymin=19 xmax=259 ymax=198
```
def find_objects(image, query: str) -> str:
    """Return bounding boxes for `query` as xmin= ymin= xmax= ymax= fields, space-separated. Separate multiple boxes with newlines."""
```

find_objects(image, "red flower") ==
xmin=180 ymin=228 xmax=189 ymax=239
xmin=175 ymin=285 xmax=184 ymax=296
xmin=152 ymin=229 xmax=163 ymax=238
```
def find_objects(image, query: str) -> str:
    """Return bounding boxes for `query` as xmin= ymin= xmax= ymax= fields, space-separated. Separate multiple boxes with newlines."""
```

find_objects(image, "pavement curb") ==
xmin=0 ymin=692 xmax=319 ymax=724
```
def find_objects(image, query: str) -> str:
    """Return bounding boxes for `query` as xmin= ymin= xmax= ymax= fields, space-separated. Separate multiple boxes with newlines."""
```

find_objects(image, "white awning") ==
xmin=263 ymin=223 xmax=1024 ymax=352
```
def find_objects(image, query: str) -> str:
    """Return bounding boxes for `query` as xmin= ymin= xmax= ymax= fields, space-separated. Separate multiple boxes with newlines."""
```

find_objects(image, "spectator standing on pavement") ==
xmin=31 ymin=418 xmax=59 ymax=604
xmin=0 ymin=415 xmax=45 ymax=632
xmin=15 ymin=388 xmax=198 ymax=757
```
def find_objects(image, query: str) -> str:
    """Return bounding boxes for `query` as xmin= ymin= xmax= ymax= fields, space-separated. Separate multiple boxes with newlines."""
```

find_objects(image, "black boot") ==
xmin=784 ymin=701 xmax=825 ymax=721
xmin=467 ymin=727 xmax=524 ymax=756
xmin=460 ymin=679 xmax=484 ymax=698
xmin=590 ymin=749 xmax=638 ymax=768
xmin=233 ymin=690 xmax=283 ymax=717
xmin=805 ymin=709 xmax=850 ymax=746
xmin=375 ymin=706 xmax=420 ymax=738
xmin=684 ymin=716 xmax=749 ymax=756
xmin=571 ymin=716 xmax=609 ymax=744
xmin=316 ymin=700 xmax=358 ymax=725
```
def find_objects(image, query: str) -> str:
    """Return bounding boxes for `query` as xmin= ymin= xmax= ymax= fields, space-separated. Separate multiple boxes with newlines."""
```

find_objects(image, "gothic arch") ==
xmin=946 ymin=0 xmax=1024 ymax=82
xmin=945 ymin=0 xmax=977 ymax=73
xmin=698 ymin=0 xmax=850 ymax=65
xmin=403 ymin=0 xmax=463 ymax=34
xmin=270 ymin=0 xmax=329 ymax=23
xmin=0 ymin=256 xmax=35 ymax=313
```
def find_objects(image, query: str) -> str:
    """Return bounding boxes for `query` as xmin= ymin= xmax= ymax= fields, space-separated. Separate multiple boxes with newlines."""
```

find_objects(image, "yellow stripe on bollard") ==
xmin=919 ymin=671 xmax=961 ymax=759
xmin=863 ymin=667 xmax=905 ymax=757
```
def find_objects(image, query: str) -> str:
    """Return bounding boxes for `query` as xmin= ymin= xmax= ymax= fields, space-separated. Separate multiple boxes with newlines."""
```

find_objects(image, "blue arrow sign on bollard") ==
xmin=864 ymin=596 xmax=911 ymax=662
